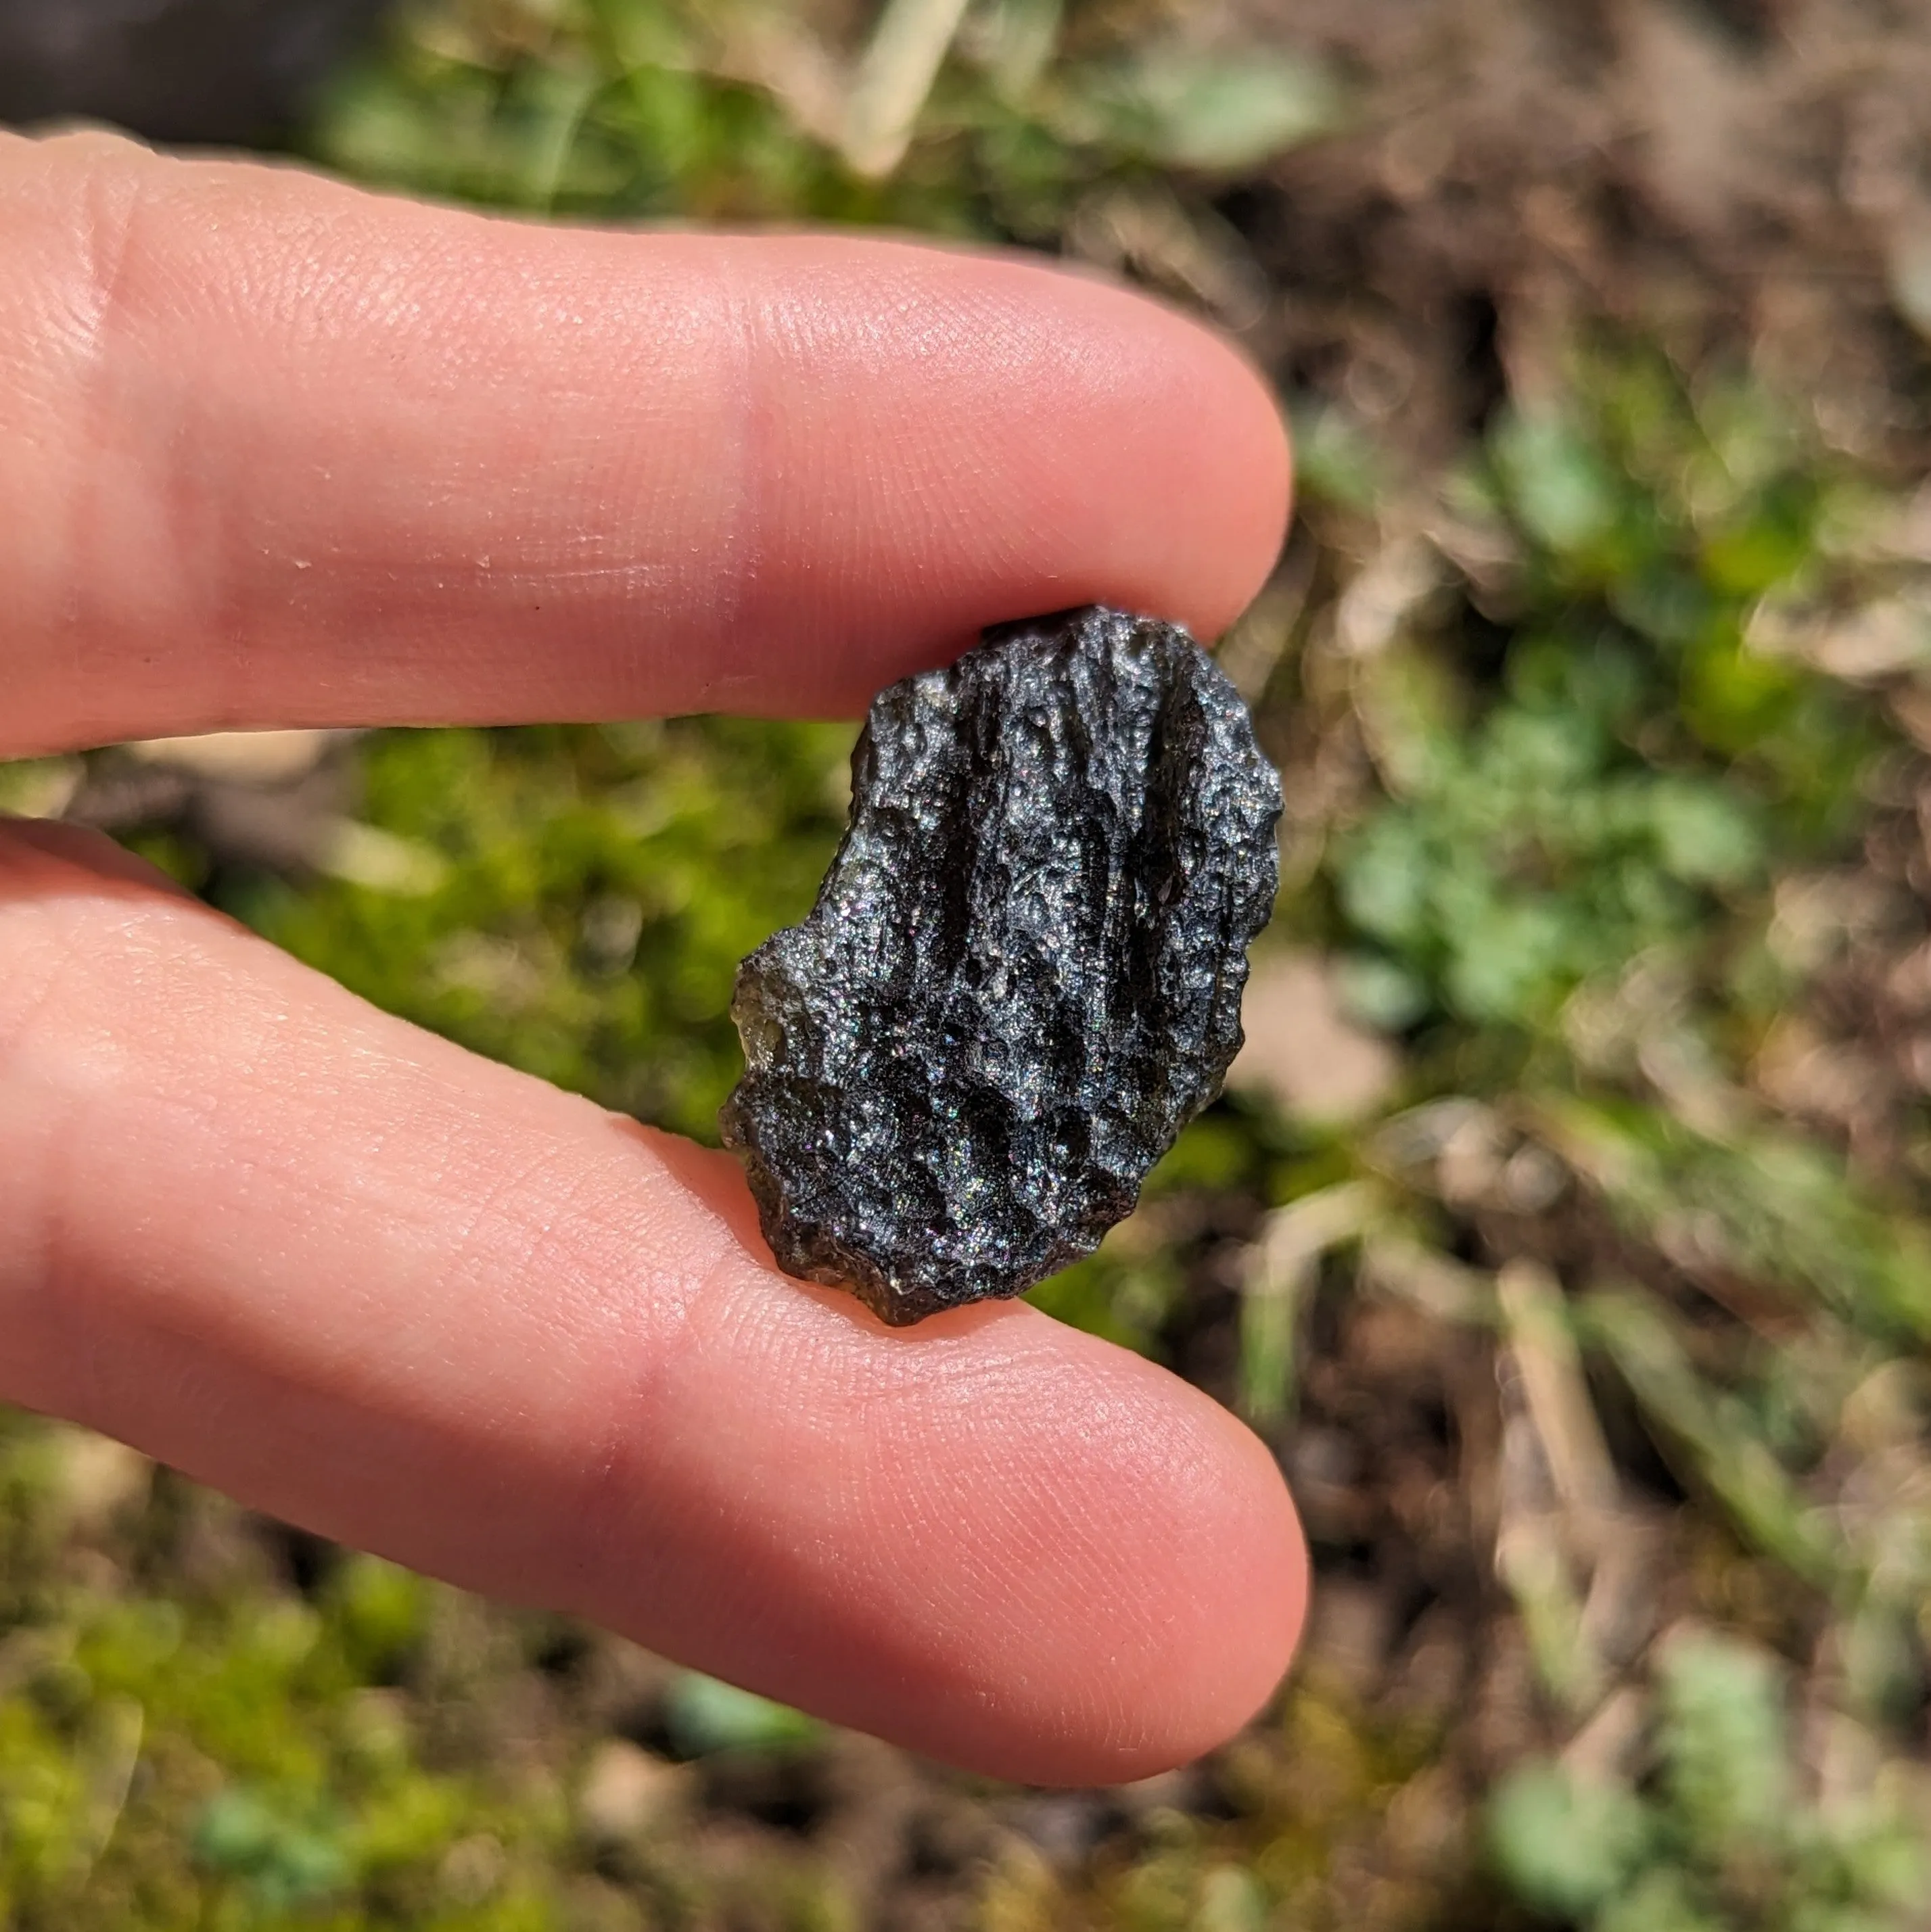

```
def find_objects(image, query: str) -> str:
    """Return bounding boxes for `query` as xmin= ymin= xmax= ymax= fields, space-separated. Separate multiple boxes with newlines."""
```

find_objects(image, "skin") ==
xmin=0 ymin=128 xmax=1306 ymax=1787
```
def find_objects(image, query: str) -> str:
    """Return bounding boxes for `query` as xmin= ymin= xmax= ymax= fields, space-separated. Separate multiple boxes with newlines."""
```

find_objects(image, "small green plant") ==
xmin=193 ymin=1785 xmax=354 ymax=1914
xmin=1489 ymin=1631 xmax=1930 ymax=1932
xmin=1332 ymin=356 xmax=1884 ymax=1046
xmin=0 ymin=1418 xmax=575 ymax=1929
xmin=661 ymin=1673 xmax=819 ymax=1757
xmin=234 ymin=719 xmax=856 ymax=1141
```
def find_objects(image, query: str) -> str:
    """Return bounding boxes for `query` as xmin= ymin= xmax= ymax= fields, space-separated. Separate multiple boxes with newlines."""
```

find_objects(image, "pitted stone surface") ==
xmin=720 ymin=605 xmax=1282 ymax=1325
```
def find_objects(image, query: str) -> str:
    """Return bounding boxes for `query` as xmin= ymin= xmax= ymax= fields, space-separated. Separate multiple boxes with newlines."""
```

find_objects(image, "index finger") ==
xmin=1 ymin=820 xmax=1307 ymax=1786
xmin=0 ymin=131 xmax=1290 ymax=758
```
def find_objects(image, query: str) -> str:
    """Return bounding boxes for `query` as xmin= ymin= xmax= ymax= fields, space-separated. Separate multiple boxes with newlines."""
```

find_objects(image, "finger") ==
xmin=0 ymin=131 xmax=1290 ymax=758
xmin=0 ymin=820 xmax=1307 ymax=1785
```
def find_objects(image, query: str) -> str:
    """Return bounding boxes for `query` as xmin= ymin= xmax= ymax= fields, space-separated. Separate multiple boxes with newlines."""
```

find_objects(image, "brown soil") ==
xmin=1227 ymin=0 xmax=1931 ymax=476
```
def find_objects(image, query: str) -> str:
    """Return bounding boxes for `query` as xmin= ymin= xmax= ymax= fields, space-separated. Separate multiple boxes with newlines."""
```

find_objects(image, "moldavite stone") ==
xmin=720 ymin=605 xmax=1282 ymax=1325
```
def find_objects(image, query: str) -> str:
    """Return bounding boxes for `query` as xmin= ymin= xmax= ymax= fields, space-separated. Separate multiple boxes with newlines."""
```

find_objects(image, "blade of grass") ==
xmin=1238 ymin=1182 xmax=1379 ymax=1426
xmin=1497 ymin=1260 xmax=1622 ymax=1545
xmin=1580 ymin=1288 xmax=1845 ymax=1591
xmin=842 ymin=0 xmax=974 ymax=176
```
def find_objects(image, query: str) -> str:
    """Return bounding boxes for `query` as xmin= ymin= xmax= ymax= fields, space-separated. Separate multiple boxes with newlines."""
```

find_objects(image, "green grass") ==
xmin=238 ymin=718 xmax=857 ymax=1143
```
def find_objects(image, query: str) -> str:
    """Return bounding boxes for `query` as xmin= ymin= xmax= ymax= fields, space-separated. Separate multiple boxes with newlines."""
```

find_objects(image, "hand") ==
xmin=0 ymin=130 xmax=1305 ymax=1787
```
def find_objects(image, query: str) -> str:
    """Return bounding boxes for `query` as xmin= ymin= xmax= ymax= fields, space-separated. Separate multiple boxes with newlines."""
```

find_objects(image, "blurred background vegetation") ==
xmin=9 ymin=0 xmax=1931 ymax=1925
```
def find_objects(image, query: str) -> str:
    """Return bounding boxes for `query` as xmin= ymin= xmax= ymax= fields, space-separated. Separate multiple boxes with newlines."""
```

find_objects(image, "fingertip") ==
xmin=1133 ymin=1393 xmax=1309 ymax=1774
xmin=755 ymin=1297 xmax=1307 ymax=1785
xmin=553 ymin=1240 xmax=1306 ymax=1785
xmin=1102 ymin=287 xmax=1294 ymax=642
xmin=990 ymin=1339 xmax=1308 ymax=1785
xmin=869 ymin=246 xmax=1294 ymax=653
xmin=1203 ymin=338 xmax=1296 ymax=635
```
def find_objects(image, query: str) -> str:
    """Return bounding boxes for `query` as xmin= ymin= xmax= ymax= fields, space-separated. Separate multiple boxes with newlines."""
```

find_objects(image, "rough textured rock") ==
xmin=721 ymin=605 xmax=1282 ymax=1325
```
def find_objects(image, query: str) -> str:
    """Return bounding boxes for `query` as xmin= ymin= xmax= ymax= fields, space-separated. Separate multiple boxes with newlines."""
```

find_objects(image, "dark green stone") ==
xmin=721 ymin=605 xmax=1281 ymax=1325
